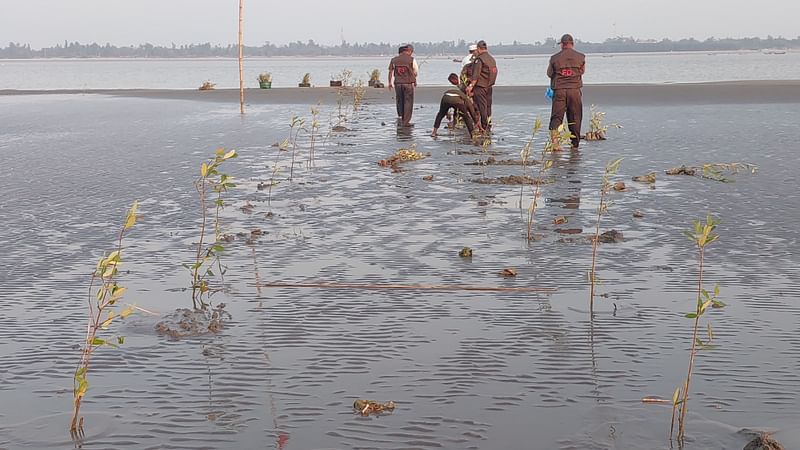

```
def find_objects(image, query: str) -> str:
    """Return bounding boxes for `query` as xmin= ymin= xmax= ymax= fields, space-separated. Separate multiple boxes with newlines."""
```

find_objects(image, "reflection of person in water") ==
xmin=431 ymin=73 xmax=482 ymax=137
xmin=547 ymin=150 xmax=583 ymax=233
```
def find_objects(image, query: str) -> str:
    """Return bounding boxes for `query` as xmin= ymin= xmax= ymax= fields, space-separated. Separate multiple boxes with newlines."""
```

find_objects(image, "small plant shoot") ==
xmin=671 ymin=215 xmax=726 ymax=444
xmin=588 ymin=158 xmax=623 ymax=314
xmin=190 ymin=148 xmax=237 ymax=310
xmin=70 ymin=201 xmax=139 ymax=435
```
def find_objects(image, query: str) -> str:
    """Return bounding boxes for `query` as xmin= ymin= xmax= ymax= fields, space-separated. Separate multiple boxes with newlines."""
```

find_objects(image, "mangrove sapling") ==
xmin=518 ymin=118 xmax=543 ymax=208
xmin=526 ymin=123 xmax=570 ymax=240
xmin=267 ymin=138 xmax=288 ymax=205
xmin=671 ymin=215 xmax=726 ymax=444
xmin=588 ymin=158 xmax=623 ymax=314
xmin=584 ymin=104 xmax=621 ymax=141
xmin=288 ymin=115 xmax=306 ymax=182
xmin=190 ymin=148 xmax=238 ymax=310
xmin=352 ymin=79 xmax=367 ymax=115
xmin=307 ymin=106 xmax=320 ymax=168
xmin=71 ymin=201 xmax=139 ymax=434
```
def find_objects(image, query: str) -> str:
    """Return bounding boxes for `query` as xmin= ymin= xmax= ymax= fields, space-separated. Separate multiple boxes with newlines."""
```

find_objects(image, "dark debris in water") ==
xmin=472 ymin=175 xmax=550 ymax=185
xmin=155 ymin=303 xmax=231 ymax=340
xmin=598 ymin=230 xmax=624 ymax=243
xmin=665 ymin=165 xmax=697 ymax=176
xmin=465 ymin=156 xmax=536 ymax=166
xmin=353 ymin=399 xmax=396 ymax=416
xmin=742 ymin=431 xmax=784 ymax=450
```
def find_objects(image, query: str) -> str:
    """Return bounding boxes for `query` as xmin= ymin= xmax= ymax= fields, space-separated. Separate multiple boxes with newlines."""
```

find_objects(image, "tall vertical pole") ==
xmin=238 ymin=0 xmax=245 ymax=114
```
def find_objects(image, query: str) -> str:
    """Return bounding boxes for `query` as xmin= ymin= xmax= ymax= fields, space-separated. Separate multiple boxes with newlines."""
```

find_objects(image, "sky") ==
xmin=2 ymin=0 xmax=799 ymax=49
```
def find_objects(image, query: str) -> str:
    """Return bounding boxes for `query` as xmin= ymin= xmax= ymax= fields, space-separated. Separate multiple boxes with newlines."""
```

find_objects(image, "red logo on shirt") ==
xmin=560 ymin=68 xmax=574 ymax=77
xmin=397 ymin=67 xmax=407 ymax=74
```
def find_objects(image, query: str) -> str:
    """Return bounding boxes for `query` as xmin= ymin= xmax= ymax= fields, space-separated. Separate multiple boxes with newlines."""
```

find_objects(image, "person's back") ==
xmin=548 ymin=48 xmax=585 ymax=90
xmin=474 ymin=52 xmax=498 ymax=88
xmin=390 ymin=53 xmax=416 ymax=84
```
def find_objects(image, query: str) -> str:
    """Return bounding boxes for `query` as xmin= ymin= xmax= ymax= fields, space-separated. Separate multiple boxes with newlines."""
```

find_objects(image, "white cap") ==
xmin=468 ymin=44 xmax=478 ymax=51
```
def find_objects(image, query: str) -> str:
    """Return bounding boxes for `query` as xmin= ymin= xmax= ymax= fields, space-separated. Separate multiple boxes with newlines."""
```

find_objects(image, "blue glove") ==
xmin=545 ymin=86 xmax=554 ymax=101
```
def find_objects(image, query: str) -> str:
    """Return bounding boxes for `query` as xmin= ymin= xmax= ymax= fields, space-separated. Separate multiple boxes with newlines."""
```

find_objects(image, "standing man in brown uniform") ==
xmin=547 ymin=33 xmax=586 ymax=150
xmin=388 ymin=44 xmax=418 ymax=127
xmin=465 ymin=40 xmax=497 ymax=131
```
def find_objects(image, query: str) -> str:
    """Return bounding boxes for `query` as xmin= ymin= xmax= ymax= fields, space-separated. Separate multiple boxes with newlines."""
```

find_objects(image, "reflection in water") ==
xmin=395 ymin=123 xmax=414 ymax=141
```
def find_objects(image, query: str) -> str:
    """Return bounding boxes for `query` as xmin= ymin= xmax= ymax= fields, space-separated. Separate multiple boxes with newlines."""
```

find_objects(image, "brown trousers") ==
xmin=395 ymin=83 xmax=415 ymax=125
xmin=549 ymin=88 xmax=583 ymax=148
xmin=473 ymin=85 xmax=493 ymax=129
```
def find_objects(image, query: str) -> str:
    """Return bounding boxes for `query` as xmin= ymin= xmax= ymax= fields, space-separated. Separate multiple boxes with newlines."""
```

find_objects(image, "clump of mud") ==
xmin=598 ymin=230 xmax=624 ymax=243
xmin=155 ymin=303 xmax=231 ymax=340
xmin=465 ymin=156 xmax=536 ymax=166
xmin=472 ymin=175 xmax=550 ymax=185
xmin=665 ymin=165 xmax=697 ymax=176
xmin=742 ymin=432 xmax=784 ymax=450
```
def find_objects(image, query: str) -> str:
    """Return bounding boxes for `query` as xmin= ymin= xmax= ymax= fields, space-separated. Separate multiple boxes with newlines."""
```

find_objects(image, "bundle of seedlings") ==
xmin=583 ymin=104 xmax=621 ymax=141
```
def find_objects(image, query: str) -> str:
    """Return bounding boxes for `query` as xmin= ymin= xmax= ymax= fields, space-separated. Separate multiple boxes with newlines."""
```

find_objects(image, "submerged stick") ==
xmin=259 ymin=281 xmax=556 ymax=293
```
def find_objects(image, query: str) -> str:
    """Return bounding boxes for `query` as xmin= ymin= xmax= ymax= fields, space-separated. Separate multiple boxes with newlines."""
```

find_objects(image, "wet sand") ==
xmin=3 ymin=80 xmax=800 ymax=105
xmin=1 ymin=90 xmax=800 ymax=449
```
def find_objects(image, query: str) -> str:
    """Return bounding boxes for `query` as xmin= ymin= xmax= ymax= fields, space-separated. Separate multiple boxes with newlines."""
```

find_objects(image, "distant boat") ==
xmin=762 ymin=49 xmax=786 ymax=55
xmin=452 ymin=58 xmax=461 ymax=63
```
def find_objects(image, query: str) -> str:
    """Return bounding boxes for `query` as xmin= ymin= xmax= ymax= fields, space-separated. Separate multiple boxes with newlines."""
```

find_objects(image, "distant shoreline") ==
xmin=3 ymin=80 xmax=800 ymax=106
xmin=0 ymin=49 xmax=797 ymax=61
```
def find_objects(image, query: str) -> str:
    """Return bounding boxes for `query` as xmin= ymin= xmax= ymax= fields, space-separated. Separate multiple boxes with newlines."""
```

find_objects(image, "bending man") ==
xmin=431 ymin=73 xmax=482 ymax=137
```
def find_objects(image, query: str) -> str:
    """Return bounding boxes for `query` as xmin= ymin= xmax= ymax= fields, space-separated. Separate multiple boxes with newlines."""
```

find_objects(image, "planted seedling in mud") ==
xmin=670 ymin=215 xmax=726 ymax=444
xmin=351 ymin=79 xmax=367 ymax=115
xmin=189 ymin=148 xmax=237 ymax=310
xmin=299 ymin=72 xmax=311 ymax=87
xmin=71 ymin=201 xmax=139 ymax=435
xmin=665 ymin=162 xmax=758 ymax=183
xmin=368 ymin=69 xmax=384 ymax=88
xmin=288 ymin=115 xmax=306 ymax=182
xmin=307 ymin=106 xmax=321 ymax=168
xmin=588 ymin=158 xmax=623 ymax=314
xmin=526 ymin=122 xmax=571 ymax=240
xmin=518 ymin=117 xmax=543 ymax=208
xmin=266 ymin=138 xmax=288 ymax=205
xmin=584 ymin=104 xmax=621 ymax=141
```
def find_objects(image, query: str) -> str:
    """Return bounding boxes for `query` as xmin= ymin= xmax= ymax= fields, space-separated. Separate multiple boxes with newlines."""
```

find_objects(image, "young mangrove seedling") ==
xmin=71 ymin=200 xmax=139 ymax=434
xmin=307 ymin=106 xmax=321 ymax=168
xmin=288 ymin=115 xmax=306 ymax=182
xmin=588 ymin=158 xmax=623 ymax=314
xmin=352 ymin=79 xmax=367 ymax=115
xmin=518 ymin=117 xmax=543 ymax=209
xmin=671 ymin=215 xmax=726 ymax=444
xmin=527 ymin=123 xmax=571 ymax=240
xmin=585 ymin=104 xmax=621 ymax=141
xmin=189 ymin=148 xmax=237 ymax=310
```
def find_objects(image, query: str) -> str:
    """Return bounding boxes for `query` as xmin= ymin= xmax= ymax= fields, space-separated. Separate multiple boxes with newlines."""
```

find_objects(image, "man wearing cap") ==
xmin=388 ymin=44 xmax=419 ymax=127
xmin=547 ymin=33 xmax=585 ymax=150
xmin=460 ymin=44 xmax=478 ymax=87
xmin=465 ymin=40 xmax=498 ymax=131
xmin=462 ymin=44 xmax=477 ymax=68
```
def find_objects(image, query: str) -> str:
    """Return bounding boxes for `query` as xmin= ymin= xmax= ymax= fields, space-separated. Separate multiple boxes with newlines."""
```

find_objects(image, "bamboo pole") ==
xmin=237 ymin=0 xmax=245 ymax=114
xmin=258 ymin=281 xmax=556 ymax=293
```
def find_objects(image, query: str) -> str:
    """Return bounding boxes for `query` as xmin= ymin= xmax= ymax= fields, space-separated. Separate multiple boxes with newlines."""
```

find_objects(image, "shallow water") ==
xmin=1 ymin=93 xmax=799 ymax=449
xmin=2 ymin=51 xmax=800 ymax=90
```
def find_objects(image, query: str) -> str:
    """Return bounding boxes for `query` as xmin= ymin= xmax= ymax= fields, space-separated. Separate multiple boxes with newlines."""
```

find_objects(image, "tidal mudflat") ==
xmin=0 ymin=86 xmax=798 ymax=449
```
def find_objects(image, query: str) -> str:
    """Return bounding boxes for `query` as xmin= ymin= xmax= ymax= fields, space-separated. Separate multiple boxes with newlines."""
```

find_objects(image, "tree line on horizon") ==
xmin=2 ymin=36 xmax=798 ymax=59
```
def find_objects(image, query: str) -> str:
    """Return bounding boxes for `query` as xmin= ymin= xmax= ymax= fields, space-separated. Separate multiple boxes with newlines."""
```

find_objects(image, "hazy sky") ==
xmin=2 ymin=0 xmax=799 ymax=49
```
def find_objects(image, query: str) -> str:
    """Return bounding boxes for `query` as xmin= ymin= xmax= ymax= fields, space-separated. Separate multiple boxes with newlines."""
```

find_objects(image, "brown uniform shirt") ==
xmin=547 ymin=48 xmax=585 ymax=90
xmin=389 ymin=53 xmax=416 ymax=84
xmin=471 ymin=52 xmax=498 ymax=88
